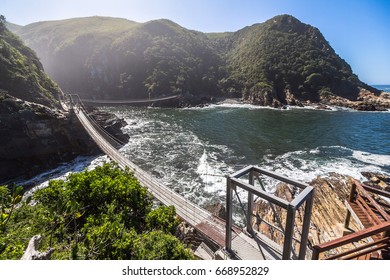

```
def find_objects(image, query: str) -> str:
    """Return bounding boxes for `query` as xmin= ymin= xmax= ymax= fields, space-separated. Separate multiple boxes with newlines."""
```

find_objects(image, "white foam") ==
xmin=23 ymin=155 xmax=108 ymax=197
xmin=352 ymin=151 xmax=390 ymax=167
xmin=262 ymin=146 xmax=389 ymax=184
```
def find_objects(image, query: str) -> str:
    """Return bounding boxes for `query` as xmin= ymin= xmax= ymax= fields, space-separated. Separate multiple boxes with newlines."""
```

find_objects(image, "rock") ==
xmin=361 ymin=172 xmax=390 ymax=183
xmin=21 ymin=235 xmax=54 ymax=260
xmin=0 ymin=95 xmax=129 ymax=184
xmin=252 ymin=173 xmax=362 ymax=258
xmin=204 ymin=203 xmax=227 ymax=220
xmin=87 ymin=108 xmax=129 ymax=144
xmin=0 ymin=95 xmax=98 ymax=183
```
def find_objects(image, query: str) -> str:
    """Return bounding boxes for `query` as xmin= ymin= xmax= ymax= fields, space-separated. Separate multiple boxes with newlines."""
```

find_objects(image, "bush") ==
xmin=0 ymin=163 xmax=194 ymax=260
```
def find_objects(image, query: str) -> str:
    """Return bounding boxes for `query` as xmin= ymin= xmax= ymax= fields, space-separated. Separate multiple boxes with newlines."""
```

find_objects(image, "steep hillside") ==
xmin=13 ymin=16 xmax=223 ymax=100
xmin=11 ymin=15 xmax=380 ymax=107
xmin=0 ymin=18 xmax=94 ymax=182
xmin=221 ymin=15 xmax=378 ymax=106
xmin=0 ymin=17 xmax=62 ymax=107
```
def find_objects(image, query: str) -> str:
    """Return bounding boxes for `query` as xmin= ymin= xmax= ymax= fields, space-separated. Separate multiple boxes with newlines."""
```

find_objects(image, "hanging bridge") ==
xmin=80 ymin=95 xmax=180 ymax=106
xmin=68 ymin=94 xmax=317 ymax=260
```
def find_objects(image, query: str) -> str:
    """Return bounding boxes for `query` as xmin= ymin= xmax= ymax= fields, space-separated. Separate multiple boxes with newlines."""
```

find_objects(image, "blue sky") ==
xmin=1 ymin=0 xmax=389 ymax=84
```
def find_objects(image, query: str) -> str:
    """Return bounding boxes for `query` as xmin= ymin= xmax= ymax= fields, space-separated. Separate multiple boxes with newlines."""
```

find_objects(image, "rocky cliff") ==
xmin=0 ymin=19 xmax=128 ymax=184
xmin=0 ymin=93 xmax=97 ymax=183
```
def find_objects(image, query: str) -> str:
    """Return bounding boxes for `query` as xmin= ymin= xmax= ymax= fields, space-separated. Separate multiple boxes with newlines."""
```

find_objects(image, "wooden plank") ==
xmin=356 ymin=195 xmax=381 ymax=226
xmin=362 ymin=184 xmax=390 ymax=199
xmin=312 ymin=222 xmax=390 ymax=256
xmin=326 ymin=236 xmax=390 ymax=260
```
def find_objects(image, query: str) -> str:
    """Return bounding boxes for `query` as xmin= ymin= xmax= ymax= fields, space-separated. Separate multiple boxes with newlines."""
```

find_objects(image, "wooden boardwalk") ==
xmin=73 ymin=103 xmax=283 ymax=260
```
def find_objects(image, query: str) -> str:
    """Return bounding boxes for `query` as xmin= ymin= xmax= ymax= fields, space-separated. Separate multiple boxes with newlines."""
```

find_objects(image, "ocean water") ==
xmin=373 ymin=84 xmax=390 ymax=92
xmin=23 ymin=104 xmax=390 ymax=213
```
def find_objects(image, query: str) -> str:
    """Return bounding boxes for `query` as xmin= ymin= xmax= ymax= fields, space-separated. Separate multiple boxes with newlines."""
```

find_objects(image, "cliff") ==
xmin=0 ymin=93 xmax=98 ymax=182
xmin=0 ymin=19 xmax=128 ymax=183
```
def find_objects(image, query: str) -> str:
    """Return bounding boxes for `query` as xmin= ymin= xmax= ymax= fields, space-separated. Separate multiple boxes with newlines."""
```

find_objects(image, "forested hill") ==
xmin=10 ymin=15 xmax=379 ymax=106
xmin=0 ymin=16 xmax=61 ymax=107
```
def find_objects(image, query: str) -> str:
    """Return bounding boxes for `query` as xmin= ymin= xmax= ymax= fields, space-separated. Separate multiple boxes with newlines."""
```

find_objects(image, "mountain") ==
xmin=0 ymin=18 xmax=93 ymax=182
xmin=10 ymin=15 xmax=380 ymax=107
xmin=221 ymin=15 xmax=377 ymax=106
xmin=0 ymin=18 xmax=61 ymax=107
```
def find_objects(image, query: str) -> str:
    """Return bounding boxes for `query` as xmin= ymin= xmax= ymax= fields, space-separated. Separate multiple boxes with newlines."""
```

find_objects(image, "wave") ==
xmin=22 ymin=155 xmax=108 ymax=197
xmin=262 ymin=146 xmax=389 ymax=184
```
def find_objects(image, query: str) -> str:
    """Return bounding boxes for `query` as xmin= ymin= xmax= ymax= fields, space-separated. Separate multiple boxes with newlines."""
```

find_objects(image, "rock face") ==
xmin=323 ymin=88 xmax=390 ymax=111
xmin=0 ymin=94 xmax=130 ymax=184
xmin=0 ymin=94 xmax=98 ymax=183
xmin=252 ymin=173 xmax=363 ymax=258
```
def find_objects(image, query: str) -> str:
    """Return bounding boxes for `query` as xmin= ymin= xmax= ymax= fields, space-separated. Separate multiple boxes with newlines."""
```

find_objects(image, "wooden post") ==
xmin=344 ymin=209 xmax=351 ymax=228
xmin=225 ymin=177 xmax=234 ymax=252
xmin=283 ymin=204 xmax=295 ymax=260
xmin=298 ymin=191 xmax=314 ymax=260
xmin=311 ymin=247 xmax=320 ymax=260
xmin=247 ymin=169 xmax=254 ymax=235
xmin=349 ymin=181 xmax=357 ymax=202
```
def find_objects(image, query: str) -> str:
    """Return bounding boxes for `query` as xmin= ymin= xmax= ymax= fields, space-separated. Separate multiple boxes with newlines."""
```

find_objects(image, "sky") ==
xmin=1 ymin=0 xmax=390 ymax=84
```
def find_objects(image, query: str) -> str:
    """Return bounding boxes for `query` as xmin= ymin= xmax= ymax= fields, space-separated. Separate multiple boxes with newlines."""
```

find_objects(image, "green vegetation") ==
xmin=0 ymin=15 xmax=61 ymax=107
xmin=0 ymin=163 xmax=193 ymax=260
xmin=10 ymin=14 xmax=377 ymax=105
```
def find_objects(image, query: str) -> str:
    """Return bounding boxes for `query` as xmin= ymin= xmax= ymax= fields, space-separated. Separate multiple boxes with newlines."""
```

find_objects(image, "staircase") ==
xmin=312 ymin=180 xmax=390 ymax=260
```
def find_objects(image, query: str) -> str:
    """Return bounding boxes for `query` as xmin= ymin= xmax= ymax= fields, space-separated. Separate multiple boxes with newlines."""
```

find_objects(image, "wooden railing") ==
xmin=312 ymin=179 xmax=390 ymax=260
xmin=311 ymin=222 xmax=390 ymax=260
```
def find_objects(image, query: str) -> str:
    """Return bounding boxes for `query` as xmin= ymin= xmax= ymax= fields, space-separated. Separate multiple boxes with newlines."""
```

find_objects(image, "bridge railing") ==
xmin=312 ymin=221 xmax=390 ymax=260
xmin=226 ymin=166 xmax=314 ymax=260
xmin=69 ymin=94 xmax=124 ymax=148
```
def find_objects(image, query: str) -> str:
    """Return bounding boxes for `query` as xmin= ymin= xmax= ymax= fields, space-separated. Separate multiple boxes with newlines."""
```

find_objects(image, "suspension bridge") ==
xmin=80 ymin=95 xmax=180 ymax=106
xmin=68 ymin=94 xmax=317 ymax=260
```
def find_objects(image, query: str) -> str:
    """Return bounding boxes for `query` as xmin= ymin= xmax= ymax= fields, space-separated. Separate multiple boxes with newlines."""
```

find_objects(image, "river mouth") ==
xmin=21 ymin=105 xmax=390 ymax=217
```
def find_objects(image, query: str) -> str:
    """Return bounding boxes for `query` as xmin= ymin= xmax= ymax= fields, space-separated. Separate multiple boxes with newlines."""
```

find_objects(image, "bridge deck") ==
xmin=74 ymin=107 xmax=282 ymax=260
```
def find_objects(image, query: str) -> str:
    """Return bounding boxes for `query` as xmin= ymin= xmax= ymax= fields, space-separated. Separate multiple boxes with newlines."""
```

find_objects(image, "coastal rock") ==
xmin=252 ymin=173 xmax=362 ymax=258
xmin=324 ymin=88 xmax=390 ymax=111
xmin=0 ymin=94 xmax=98 ymax=183
xmin=204 ymin=203 xmax=227 ymax=220
xmin=87 ymin=108 xmax=130 ymax=144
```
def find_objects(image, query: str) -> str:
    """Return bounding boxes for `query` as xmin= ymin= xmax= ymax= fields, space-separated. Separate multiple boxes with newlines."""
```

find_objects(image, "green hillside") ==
xmin=0 ymin=16 xmax=61 ymax=106
xmin=11 ymin=15 xmax=378 ymax=106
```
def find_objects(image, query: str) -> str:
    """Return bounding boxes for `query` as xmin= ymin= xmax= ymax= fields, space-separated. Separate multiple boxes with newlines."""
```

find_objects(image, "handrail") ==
xmin=352 ymin=180 xmax=390 ymax=223
xmin=311 ymin=221 xmax=390 ymax=260
xmin=362 ymin=184 xmax=390 ymax=199
xmin=326 ymin=236 xmax=390 ymax=260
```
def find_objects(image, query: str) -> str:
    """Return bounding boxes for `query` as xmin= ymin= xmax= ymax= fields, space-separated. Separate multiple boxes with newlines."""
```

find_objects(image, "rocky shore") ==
xmin=323 ymin=88 xmax=390 ymax=111
xmin=176 ymin=171 xmax=390 ymax=259
xmin=252 ymin=171 xmax=390 ymax=258
xmin=0 ymin=93 xmax=128 ymax=184
xmin=167 ymin=87 xmax=390 ymax=112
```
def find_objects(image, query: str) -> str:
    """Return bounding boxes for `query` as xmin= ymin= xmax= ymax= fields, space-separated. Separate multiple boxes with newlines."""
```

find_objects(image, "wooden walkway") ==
xmin=72 ymin=101 xmax=283 ymax=260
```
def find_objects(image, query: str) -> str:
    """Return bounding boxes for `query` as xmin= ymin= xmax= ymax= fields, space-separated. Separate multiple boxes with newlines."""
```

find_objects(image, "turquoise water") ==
xmin=101 ymin=104 xmax=390 ymax=206
xmin=25 ymin=103 xmax=390 ymax=210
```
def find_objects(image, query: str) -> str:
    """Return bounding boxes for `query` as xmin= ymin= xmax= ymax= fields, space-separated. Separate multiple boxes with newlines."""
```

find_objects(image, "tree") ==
xmin=0 ymin=15 xmax=6 ymax=33
xmin=0 ymin=163 xmax=194 ymax=260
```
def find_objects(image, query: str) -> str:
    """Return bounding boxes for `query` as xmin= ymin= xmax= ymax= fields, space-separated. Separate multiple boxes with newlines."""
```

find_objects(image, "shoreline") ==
xmin=198 ymin=97 xmax=390 ymax=112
